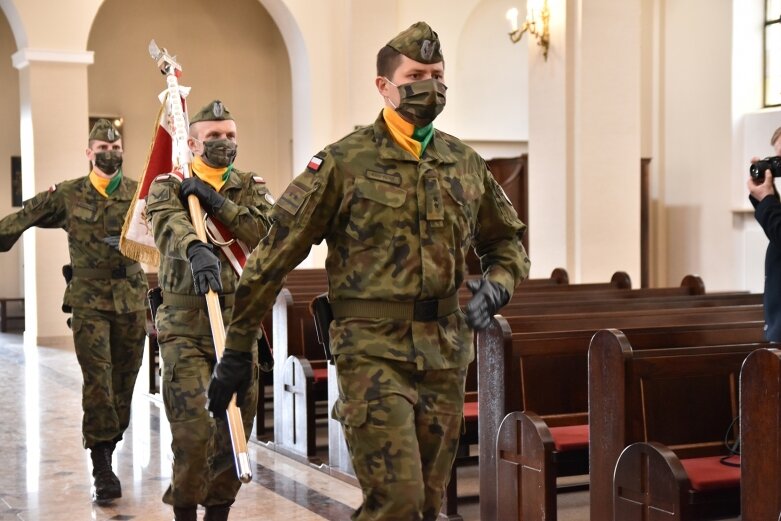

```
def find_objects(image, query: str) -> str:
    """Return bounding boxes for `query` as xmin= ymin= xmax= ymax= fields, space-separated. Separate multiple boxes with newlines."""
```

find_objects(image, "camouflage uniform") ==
xmin=0 ymin=157 xmax=147 ymax=450
xmin=145 ymin=101 xmax=273 ymax=509
xmin=224 ymin=22 xmax=530 ymax=521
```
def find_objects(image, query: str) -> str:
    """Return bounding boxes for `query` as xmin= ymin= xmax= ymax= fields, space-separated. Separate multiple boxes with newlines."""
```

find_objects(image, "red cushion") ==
xmin=549 ymin=424 xmax=589 ymax=451
xmin=681 ymin=456 xmax=740 ymax=491
xmin=463 ymin=401 xmax=478 ymax=421
xmin=312 ymin=368 xmax=328 ymax=383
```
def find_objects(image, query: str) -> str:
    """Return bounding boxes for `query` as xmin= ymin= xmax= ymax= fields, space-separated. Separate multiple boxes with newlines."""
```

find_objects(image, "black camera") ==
xmin=750 ymin=156 xmax=781 ymax=180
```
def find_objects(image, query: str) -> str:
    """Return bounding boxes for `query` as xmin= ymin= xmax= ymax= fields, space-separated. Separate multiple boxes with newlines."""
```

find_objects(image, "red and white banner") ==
xmin=204 ymin=217 xmax=252 ymax=277
xmin=121 ymin=88 xmax=250 ymax=276
xmin=120 ymin=90 xmax=189 ymax=266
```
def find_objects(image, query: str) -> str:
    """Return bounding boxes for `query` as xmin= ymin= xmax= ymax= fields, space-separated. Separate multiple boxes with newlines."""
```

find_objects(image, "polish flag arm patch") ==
xmin=253 ymin=176 xmax=266 ymax=184
xmin=307 ymin=154 xmax=325 ymax=173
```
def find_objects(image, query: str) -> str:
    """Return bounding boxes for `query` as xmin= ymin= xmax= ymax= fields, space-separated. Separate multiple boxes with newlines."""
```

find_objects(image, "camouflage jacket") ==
xmin=146 ymin=168 xmax=273 ymax=336
xmin=0 ymin=175 xmax=148 ymax=313
xmin=226 ymin=112 xmax=530 ymax=370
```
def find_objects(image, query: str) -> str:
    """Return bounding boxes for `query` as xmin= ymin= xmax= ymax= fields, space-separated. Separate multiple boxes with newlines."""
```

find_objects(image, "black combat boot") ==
xmin=89 ymin=442 xmax=121 ymax=502
xmin=204 ymin=504 xmax=232 ymax=521
xmin=173 ymin=506 xmax=197 ymax=521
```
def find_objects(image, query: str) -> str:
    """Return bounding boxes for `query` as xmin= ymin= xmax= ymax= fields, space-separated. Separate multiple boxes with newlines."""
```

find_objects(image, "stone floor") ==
xmin=0 ymin=330 xmax=671 ymax=521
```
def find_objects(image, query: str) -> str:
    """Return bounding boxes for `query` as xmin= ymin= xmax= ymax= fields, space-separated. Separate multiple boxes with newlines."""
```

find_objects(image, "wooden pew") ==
xmin=0 ymin=297 xmax=24 ymax=332
xmin=740 ymin=347 xmax=781 ymax=521
xmin=268 ymin=272 xmax=706 ymax=517
xmin=498 ymin=273 xmax=702 ymax=305
xmin=479 ymin=307 xmax=765 ymax=521
xmin=520 ymin=267 xmax=569 ymax=287
xmin=271 ymin=269 xmax=630 ymax=463
xmin=500 ymin=292 xmax=759 ymax=316
xmin=270 ymin=287 xmax=329 ymax=462
xmin=255 ymin=269 xmax=329 ymax=441
xmin=590 ymin=329 xmax=768 ymax=521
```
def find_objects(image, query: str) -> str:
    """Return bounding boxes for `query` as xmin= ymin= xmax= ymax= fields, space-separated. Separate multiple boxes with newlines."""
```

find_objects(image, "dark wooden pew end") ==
xmin=615 ymin=441 xmax=740 ymax=520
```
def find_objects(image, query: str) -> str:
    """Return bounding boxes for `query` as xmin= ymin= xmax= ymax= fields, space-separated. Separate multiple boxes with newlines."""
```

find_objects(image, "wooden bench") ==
xmin=257 ymin=270 xmax=751 ymax=519
xmin=589 ymin=329 xmax=767 ymax=521
xmin=256 ymin=270 xmax=328 ymax=441
xmin=478 ymin=300 xmax=764 ymax=521
xmin=739 ymin=347 xmax=781 ymax=521
xmin=265 ymin=271 xmax=702 ymax=518
xmin=268 ymin=269 xmax=620 ymax=462
xmin=270 ymin=288 xmax=329 ymax=462
xmin=0 ymin=297 xmax=24 ymax=332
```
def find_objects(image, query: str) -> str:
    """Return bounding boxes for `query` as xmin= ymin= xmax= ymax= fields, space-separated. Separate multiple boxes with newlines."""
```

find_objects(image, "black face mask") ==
xmin=201 ymin=139 xmax=238 ymax=168
xmin=94 ymin=151 xmax=123 ymax=175
xmin=387 ymin=77 xmax=448 ymax=127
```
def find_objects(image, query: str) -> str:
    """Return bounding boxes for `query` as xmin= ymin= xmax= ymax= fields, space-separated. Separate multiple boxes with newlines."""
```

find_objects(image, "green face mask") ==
xmin=94 ymin=151 xmax=123 ymax=175
xmin=386 ymin=77 xmax=447 ymax=127
xmin=200 ymin=139 xmax=237 ymax=168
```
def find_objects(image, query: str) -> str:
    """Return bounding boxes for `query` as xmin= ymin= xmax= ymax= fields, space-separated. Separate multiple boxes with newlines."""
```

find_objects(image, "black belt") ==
xmin=72 ymin=263 xmax=142 ymax=279
xmin=329 ymin=293 xmax=459 ymax=322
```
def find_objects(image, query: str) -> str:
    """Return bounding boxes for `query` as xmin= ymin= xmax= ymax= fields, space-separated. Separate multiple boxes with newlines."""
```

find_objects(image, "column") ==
xmin=13 ymin=48 xmax=92 ymax=346
xmin=528 ymin=0 xmax=641 ymax=283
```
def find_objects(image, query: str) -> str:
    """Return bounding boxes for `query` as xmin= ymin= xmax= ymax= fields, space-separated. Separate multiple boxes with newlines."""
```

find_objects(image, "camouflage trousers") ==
xmin=71 ymin=307 xmax=146 ymax=449
xmin=332 ymin=354 xmax=467 ymax=521
xmin=158 ymin=308 xmax=259 ymax=508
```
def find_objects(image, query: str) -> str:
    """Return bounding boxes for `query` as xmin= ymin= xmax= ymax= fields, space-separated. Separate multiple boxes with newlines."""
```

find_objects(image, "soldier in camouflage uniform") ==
xmin=208 ymin=22 xmax=530 ymax=521
xmin=145 ymin=100 xmax=273 ymax=521
xmin=0 ymin=119 xmax=148 ymax=503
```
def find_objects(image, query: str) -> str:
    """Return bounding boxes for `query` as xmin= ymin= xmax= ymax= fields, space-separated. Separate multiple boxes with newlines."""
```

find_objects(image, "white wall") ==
xmin=528 ymin=0 xmax=641 ymax=283
xmin=661 ymin=0 xmax=735 ymax=290
xmin=452 ymin=0 xmax=528 ymax=141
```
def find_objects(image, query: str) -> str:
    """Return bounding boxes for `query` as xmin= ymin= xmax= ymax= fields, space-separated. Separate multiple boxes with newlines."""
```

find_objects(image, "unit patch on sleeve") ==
xmin=277 ymin=182 xmax=311 ymax=216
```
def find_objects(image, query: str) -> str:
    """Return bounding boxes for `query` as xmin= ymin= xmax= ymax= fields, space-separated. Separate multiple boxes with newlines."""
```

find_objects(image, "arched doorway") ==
xmin=87 ymin=0 xmax=293 ymax=198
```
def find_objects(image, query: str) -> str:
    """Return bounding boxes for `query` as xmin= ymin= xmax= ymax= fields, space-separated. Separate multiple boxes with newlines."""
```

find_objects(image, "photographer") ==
xmin=748 ymin=126 xmax=781 ymax=342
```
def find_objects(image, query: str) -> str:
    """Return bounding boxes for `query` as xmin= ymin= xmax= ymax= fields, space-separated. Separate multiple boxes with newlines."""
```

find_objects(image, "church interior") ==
xmin=0 ymin=0 xmax=777 ymax=519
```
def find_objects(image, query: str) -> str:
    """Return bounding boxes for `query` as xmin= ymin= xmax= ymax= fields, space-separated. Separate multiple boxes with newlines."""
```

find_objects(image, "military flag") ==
xmin=119 ymin=89 xmax=189 ymax=266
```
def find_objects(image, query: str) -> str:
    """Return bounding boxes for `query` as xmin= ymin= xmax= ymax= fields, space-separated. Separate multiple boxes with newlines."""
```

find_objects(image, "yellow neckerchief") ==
xmin=192 ymin=155 xmax=232 ymax=191
xmin=89 ymin=169 xmax=122 ymax=198
xmin=383 ymin=107 xmax=422 ymax=159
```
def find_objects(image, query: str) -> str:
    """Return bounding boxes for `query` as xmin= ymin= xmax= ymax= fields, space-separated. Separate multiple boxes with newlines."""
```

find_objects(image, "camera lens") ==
xmin=750 ymin=163 xmax=764 ymax=179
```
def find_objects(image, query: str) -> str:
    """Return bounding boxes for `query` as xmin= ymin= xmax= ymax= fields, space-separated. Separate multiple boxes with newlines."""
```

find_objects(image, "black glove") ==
xmin=207 ymin=348 xmax=254 ymax=418
xmin=464 ymin=279 xmax=510 ymax=330
xmin=180 ymin=177 xmax=226 ymax=213
xmin=186 ymin=242 xmax=223 ymax=295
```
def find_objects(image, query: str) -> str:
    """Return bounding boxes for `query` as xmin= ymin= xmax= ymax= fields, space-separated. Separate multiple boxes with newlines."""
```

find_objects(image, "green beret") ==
xmin=89 ymin=119 xmax=121 ymax=142
xmin=387 ymin=21 xmax=443 ymax=64
xmin=190 ymin=100 xmax=234 ymax=125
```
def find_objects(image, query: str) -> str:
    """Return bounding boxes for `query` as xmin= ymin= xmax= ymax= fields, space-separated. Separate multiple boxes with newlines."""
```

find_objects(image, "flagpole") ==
xmin=150 ymin=41 xmax=252 ymax=484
